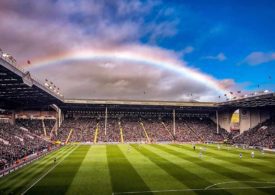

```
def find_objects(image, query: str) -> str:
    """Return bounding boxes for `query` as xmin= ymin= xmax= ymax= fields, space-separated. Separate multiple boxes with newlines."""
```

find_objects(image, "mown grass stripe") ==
xmin=0 ymin=146 xmax=72 ymax=183
xmin=0 ymin=146 xmax=72 ymax=194
xmin=168 ymin=144 xmax=272 ymax=194
xmin=131 ymin=144 xmax=231 ymax=195
xmin=0 ymin=146 xmax=69 ymax=184
xmin=146 ymin=145 xmax=233 ymax=188
xmin=66 ymin=145 xmax=113 ymax=195
xmin=177 ymin=144 xmax=275 ymax=178
xmin=25 ymin=145 xmax=89 ymax=195
xmin=1 ymin=146 xmax=75 ymax=194
xmin=154 ymin=144 xmax=264 ymax=194
xmin=21 ymin=145 xmax=80 ymax=195
xmin=114 ymin=185 xmax=275 ymax=195
xmin=206 ymin=144 xmax=275 ymax=158
xmin=3 ymin=146 xmax=76 ymax=194
xmin=201 ymin=145 xmax=275 ymax=175
xmin=107 ymin=145 xmax=151 ymax=194
xmin=118 ymin=144 xmax=190 ymax=192
xmin=202 ymin=144 xmax=275 ymax=168
xmin=0 ymin=143 xmax=274 ymax=195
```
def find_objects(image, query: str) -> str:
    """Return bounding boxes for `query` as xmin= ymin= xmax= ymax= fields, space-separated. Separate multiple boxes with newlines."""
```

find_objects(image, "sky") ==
xmin=0 ymin=0 xmax=274 ymax=101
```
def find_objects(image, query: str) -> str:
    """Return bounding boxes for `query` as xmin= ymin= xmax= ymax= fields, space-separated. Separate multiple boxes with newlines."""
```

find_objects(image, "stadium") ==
xmin=0 ymin=1 xmax=275 ymax=195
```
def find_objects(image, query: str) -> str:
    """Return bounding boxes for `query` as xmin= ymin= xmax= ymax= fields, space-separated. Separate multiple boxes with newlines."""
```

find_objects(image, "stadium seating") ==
xmin=121 ymin=118 xmax=147 ymax=142
xmin=232 ymin=118 xmax=275 ymax=148
xmin=44 ymin=119 xmax=56 ymax=136
xmin=54 ymin=116 xmax=229 ymax=143
xmin=0 ymin=123 xmax=52 ymax=170
xmin=16 ymin=119 xmax=56 ymax=138
xmin=56 ymin=118 xmax=96 ymax=142
xmin=16 ymin=119 xmax=44 ymax=136
xmin=1 ymin=115 xmax=274 ymax=170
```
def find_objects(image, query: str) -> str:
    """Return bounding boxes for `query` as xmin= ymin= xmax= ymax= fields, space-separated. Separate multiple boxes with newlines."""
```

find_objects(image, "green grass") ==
xmin=0 ymin=144 xmax=275 ymax=195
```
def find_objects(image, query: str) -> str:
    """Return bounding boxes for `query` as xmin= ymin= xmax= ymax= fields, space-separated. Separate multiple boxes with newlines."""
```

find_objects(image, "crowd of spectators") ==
xmin=232 ymin=118 xmax=275 ymax=148
xmin=171 ymin=118 xmax=201 ymax=142
xmin=2 ymin=114 xmax=274 ymax=170
xmin=105 ymin=119 xmax=120 ymax=142
xmin=16 ymin=119 xmax=44 ymax=136
xmin=56 ymin=118 xmax=96 ymax=142
xmin=1 ymin=112 xmax=274 ymax=172
xmin=91 ymin=118 xmax=124 ymax=143
xmin=53 ymin=116 xmax=229 ymax=143
xmin=121 ymin=118 xmax=146 ymax=142
xmin=0 ymin=123 xmax=52 ymax=170
xmin=44 ymin=119 xmax=56 ymax=136
xmin=142 ymin=118 xmax=174 ymax=142
xmin=16 ymin=119 xmax=56 ymax=138
xmin=183 ymin=117 xmax=228 ymax=142
xmin=58 ymin=115 xmax=272 ymax=147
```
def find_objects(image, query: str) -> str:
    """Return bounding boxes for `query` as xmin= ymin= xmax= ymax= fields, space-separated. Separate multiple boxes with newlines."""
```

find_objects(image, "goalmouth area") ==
xmin=0 ymin=143 xmax=274 ymax=195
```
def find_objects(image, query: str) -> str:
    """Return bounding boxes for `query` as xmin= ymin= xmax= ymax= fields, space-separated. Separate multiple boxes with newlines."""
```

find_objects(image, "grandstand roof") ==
xmin=64 ymin=98 xmax=216 ymax=107
xmin=0 ymin=58 xmax=63 ymax=109
xmin=61 ymin=99 xmax=217 ymax=112
xmin=217 ymin=92 xmax=275 ymax=108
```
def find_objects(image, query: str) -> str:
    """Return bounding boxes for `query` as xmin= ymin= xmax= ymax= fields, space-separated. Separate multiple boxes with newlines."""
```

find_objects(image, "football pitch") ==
xmin=0 ymin=144 xmax=275 ymax=195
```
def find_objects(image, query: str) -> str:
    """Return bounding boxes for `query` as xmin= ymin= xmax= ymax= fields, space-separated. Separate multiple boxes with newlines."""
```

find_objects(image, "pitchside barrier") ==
xmin=0 ymin=146 xmax=62 ymax=178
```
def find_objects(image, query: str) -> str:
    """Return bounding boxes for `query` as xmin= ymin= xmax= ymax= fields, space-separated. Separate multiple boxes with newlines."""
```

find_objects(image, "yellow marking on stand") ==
xmin=65 ymin=129 xmax=73 ymax=144
xmin=140 ymin=122 xmax=150 ymax=143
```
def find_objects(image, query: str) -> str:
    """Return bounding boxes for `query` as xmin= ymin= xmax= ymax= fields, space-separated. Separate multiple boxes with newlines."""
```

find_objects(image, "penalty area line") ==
xmin=205 ymin=180 xmax=275 ymax=190
xmin=21 ymin=146 xmax=79 ymax=195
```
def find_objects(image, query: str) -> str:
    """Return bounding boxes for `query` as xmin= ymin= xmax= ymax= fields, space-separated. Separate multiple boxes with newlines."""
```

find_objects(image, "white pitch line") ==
xmin=113 ymin=185 xmax=275 ymax=194
xmin=21 ymin=145 xmax=79 ymax=195
xmin=205 ymin=180 xmax=275 ymax=190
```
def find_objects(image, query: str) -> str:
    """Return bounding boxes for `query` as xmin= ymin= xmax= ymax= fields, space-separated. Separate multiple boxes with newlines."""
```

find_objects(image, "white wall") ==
xmin=239 ymin=109 xmax=271 ymax=133
xmin=215 ymin=111 xmax=234 ymax=132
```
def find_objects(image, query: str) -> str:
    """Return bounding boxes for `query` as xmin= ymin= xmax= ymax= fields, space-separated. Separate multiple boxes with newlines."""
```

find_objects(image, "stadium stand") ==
xmin=121 ymin=117 xmax=146 ymax=143
xmin=56 ymin=118 xmax=96 ymax=143
xmin=142 ymin=117 xmax=173 ymax=142
xmin=232 ymin=117 xmax=275 ymax=148
xmin=52 ymin=115 xmax=229 ymax=143
xmin=97 ymin=119 xmax=107 ymax=142
xmin=16 ymin=119 xmax=44 ymax=136
xmin=1 ymin=113 xmax=273 ymax=170
xmin=16 ymin=118 xmax=56 ymax=138
xmin=106 ymin=119 xmax=121 ymax=142
xmin=0 ymin=123 xmax=52 ymax=170
xmin=44 ymin=119 xmax=56 ymax=136
xmin=185 ymin=117 xmax=228 ymax=142
xmin=0 ymin=56 xmax=274 ymax=172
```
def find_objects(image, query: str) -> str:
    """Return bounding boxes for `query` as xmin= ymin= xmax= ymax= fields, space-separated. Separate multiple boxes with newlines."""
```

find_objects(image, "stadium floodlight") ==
xmin=44 ymin=82 xmax=49 ymax=87
xmin=264 ymin=90 xmax=269 ymax=93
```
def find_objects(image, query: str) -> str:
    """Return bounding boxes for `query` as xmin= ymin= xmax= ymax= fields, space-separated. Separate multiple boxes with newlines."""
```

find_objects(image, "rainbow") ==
xmin=26 ymin=48 xmax=229 ymax=96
